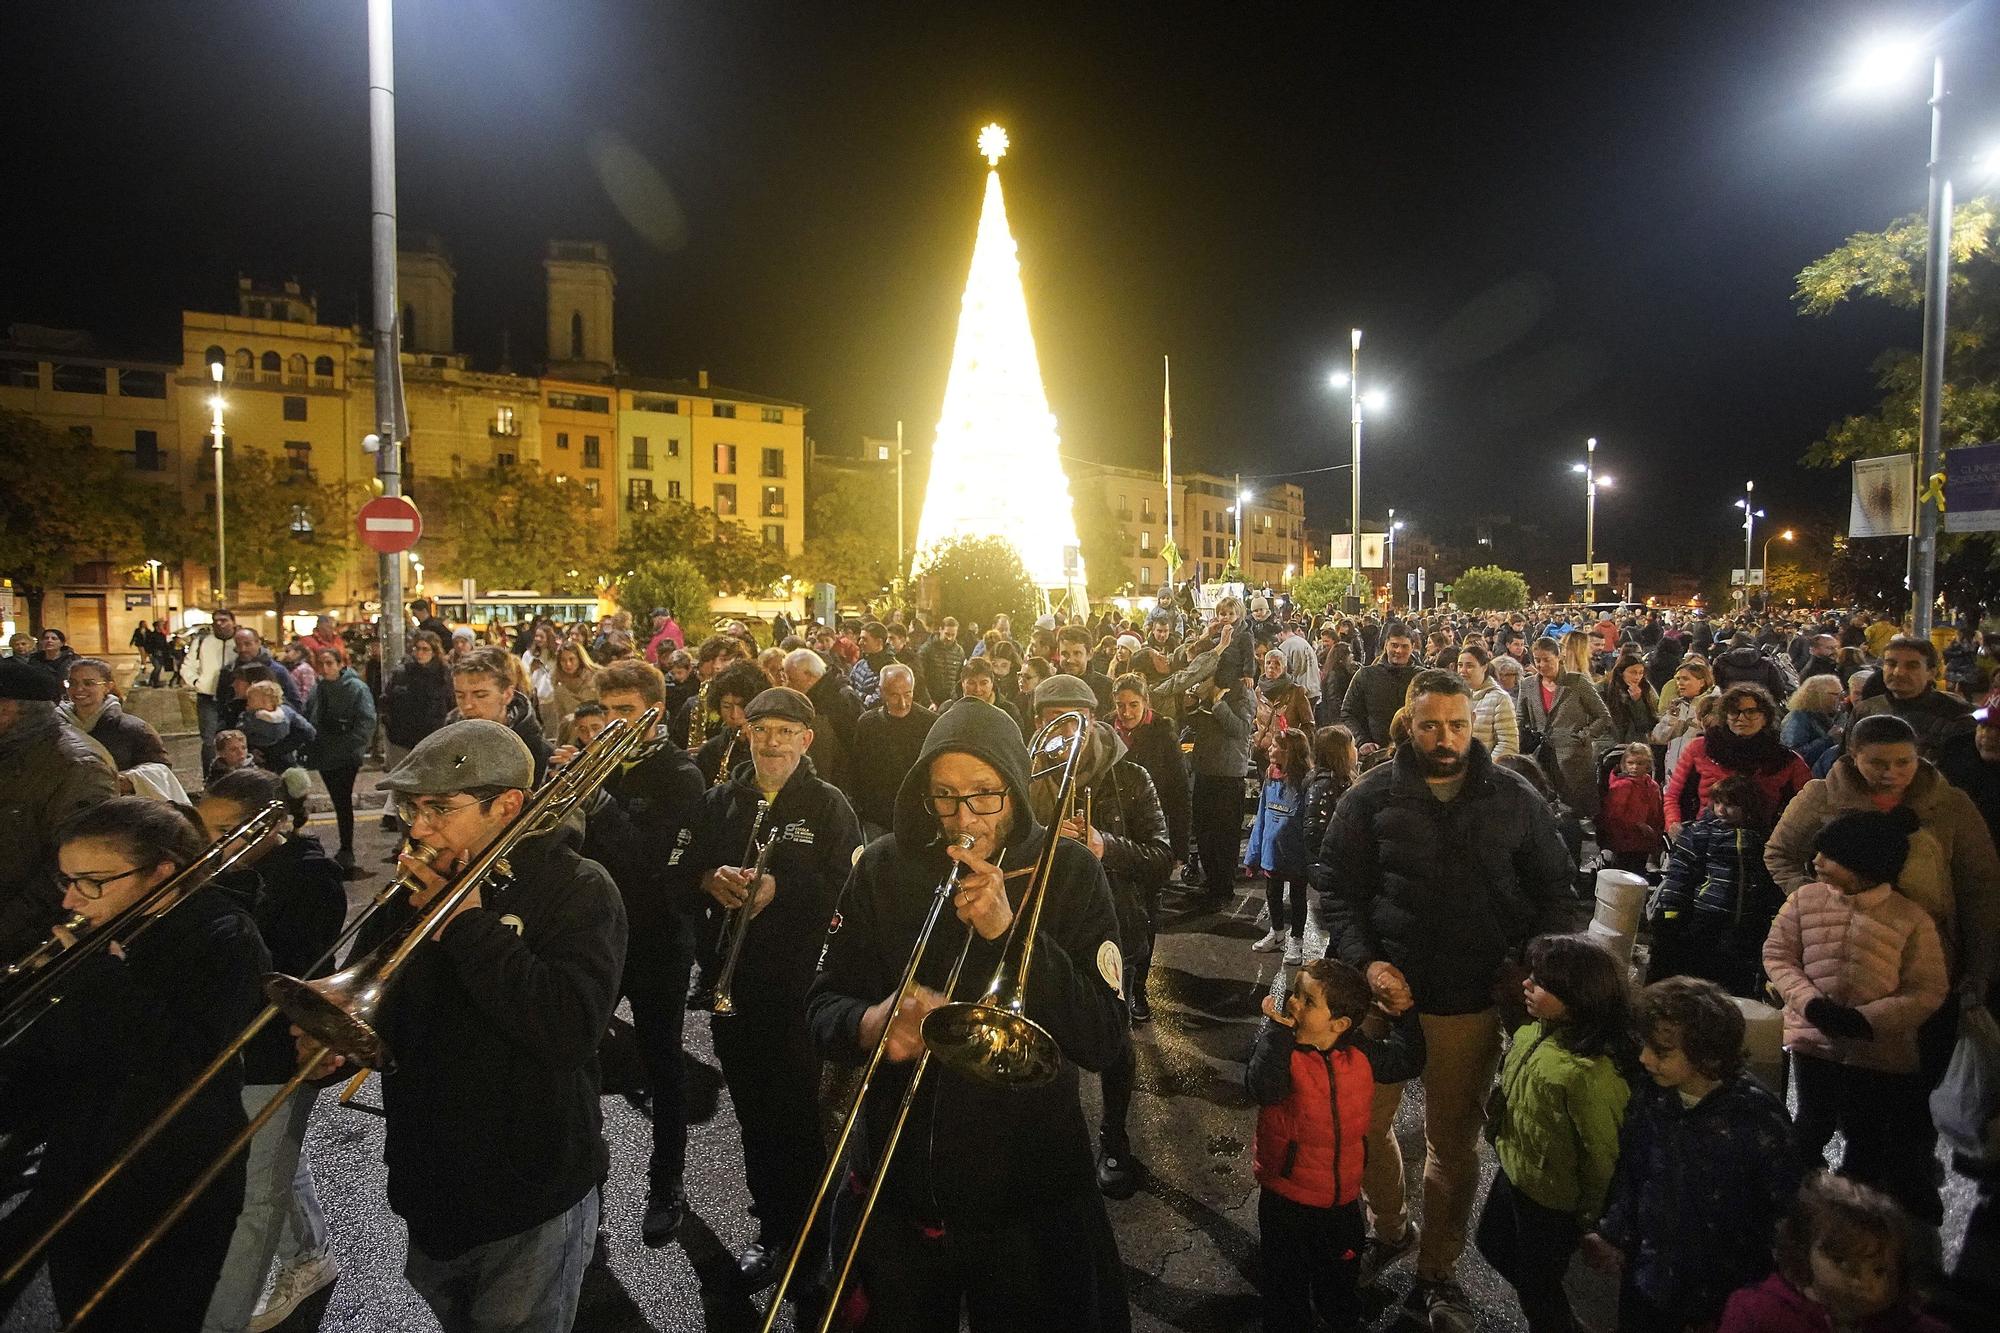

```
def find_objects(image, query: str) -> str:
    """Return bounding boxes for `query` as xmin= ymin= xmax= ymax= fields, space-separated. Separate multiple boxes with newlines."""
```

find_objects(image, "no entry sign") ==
xmin=355 ymin=495 xmax=423 ymax=554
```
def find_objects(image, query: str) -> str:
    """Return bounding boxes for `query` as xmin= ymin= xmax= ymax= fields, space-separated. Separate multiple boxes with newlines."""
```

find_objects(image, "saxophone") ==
xmin=711 ymin=729 xmax=738 ymax=789
xmin=687 ymin=678 xmax=710 ymax=751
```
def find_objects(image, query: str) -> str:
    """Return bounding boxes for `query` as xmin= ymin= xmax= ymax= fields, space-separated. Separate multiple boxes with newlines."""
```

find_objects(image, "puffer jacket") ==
xmin=305 ymin=666 xmax=376 ymax=770
xmin=1763 ymin=882 xmax=1949 ymax=1072
xmin=1490 ymin=1022 xmax=1630 ymax=1222
xmin=1663 ymin=730 xmax=1811 ymax=831
xmin=1340 ymin=659 xmax=1419 ymax=748
xmin=1765 ymin=756 xmax=2000 ymax=985
xmin=1469 ymin=679 xmax=1519 ymax=758
xmin=1653 ymin=816 xmax=1781 ymax=931
xmin=1852 ymin=686 xmax=1974 ymax=760
xmin=1246 ymin=1008 xmax=1424 ymax=1209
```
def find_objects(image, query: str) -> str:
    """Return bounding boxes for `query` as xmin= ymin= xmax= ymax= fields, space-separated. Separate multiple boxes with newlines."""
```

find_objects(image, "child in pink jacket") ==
xmin=1763 ymin=807 xmax=1947 ymax=1223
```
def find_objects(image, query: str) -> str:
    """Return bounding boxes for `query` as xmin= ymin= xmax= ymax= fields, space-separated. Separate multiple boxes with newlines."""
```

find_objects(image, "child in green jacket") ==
xmin=1477 ymin=933 xmax=1635 ymax=1332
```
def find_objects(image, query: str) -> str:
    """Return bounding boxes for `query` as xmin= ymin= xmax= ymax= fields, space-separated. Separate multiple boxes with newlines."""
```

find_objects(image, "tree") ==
xmin=0 ymin=408 xmax=157 ymax=630
xmin=617 ymin=499 xmax=787 ymax=597
xmin=618 ymin=555 xmax=714 ymax=639
xmin=434 ymin=463 xmax=606 ymax=592
xmin=1073 ymin=490 xmax=1131 ymax=598
xmin=217 ymin=451 xmax=365 ymax=620
xmin=1288 ymin=565 xmax=1370 ymax=615
xmin=1451 ymin=564 xmax=1531 ymax=611
xmin=796 ymin=470 xmax=897 ymax=598
xmin=918 ymin=535 xmax=1040 ymax=632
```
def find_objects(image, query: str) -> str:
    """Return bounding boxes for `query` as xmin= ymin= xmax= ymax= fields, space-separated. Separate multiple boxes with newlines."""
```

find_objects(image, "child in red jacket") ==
xmin=1601 ymin=741 xmax=1664 ymax=873
xmin=1245 ymin=959 xmax=1424 ymax=1331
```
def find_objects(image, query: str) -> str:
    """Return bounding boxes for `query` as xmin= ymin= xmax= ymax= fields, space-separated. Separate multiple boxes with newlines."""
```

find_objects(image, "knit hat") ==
xmin=1813 ymin=807 xmax=1921 ymax=887
xmin=0 ymin=657 xmax=59 ymax=702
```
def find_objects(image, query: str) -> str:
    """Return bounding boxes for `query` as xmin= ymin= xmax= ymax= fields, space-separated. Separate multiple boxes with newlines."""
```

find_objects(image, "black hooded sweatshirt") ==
xmin=805 ymin=700 xmax=1130 ymax=1225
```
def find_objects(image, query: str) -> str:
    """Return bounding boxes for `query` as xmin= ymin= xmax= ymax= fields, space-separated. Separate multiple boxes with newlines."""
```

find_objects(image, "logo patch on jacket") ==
xmin=666 ymin=827 xmax=693 ymax=866
xmin=499 ymin=913 xmax=525 ymax=936
xmin=1096 ymin=940 xmax=1124 ymax=998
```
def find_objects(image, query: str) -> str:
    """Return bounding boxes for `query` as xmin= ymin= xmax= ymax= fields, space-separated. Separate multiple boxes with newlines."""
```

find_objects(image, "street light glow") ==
xmin=1328 ymin=369 xmax=1350 ymax=389
xmin=1350 ymin=328 xmax=1362 ymax=350
xmin=1361 ymin=388 xmax=1388 ymax=413
xmin=1598 ymin=475 xmax=1614 ymax=488
xmin=1845 ymin=34 xmax=1925 ymax=96
xmin=209 ymin=361 xmax=223 ymax=384
xmin=1571 ymin=462 xmax=1588 ymax=474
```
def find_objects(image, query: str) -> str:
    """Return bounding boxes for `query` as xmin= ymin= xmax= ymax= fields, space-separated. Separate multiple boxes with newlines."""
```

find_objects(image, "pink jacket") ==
xmin=1763 ymin=882 xmax=1947 ymax=1072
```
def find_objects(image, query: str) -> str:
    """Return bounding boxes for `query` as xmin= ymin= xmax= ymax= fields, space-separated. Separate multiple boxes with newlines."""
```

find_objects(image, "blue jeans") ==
xmin=197 ymin=693 xmax=224 ymax=778
xmin=203 ymin=1084 xmax=329 ymax=1332
xmin=405 ymin=1190 xmax=598 ymax=1333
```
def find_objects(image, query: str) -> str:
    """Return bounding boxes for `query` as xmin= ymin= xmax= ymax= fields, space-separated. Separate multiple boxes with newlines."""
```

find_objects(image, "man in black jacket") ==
xmin=447 ymin=646 xmax=552 ymax=783
xmin=1312 ymin=670 xmax=1575 ymax=1331
xmin=305 ymin=720 xmax=626 ymax=1333
xmin=1056 ymin=625 xmax=1117 ymax=714
xmin=668 ymin=687 xmax=861 ymax=1295
xmin=917 ymin=616 xmax=967 ymax=705
xmin=804 ymin=699 xmax=1131 ymax=1330
xmin=1341 ymin=622 xmax=1419 ymax=755
xmin=850 ymin=664 xmax=938 ymax=841
xmin=783 ymin=647 xmax=861 ymax=782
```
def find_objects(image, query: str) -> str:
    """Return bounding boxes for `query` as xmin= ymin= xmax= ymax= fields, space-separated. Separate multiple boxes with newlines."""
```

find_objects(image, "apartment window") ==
xmin=760 ymin=407 xmax=783 ymax=424
xmin=287 ymin=353 xmax=307 ymax=383
xmin=284 ymin=440 xmax=312 ymax=474
xmin=627 ymin=478 xmax=654 ymax=511
xmin=260 ymin=351 xmax=281 ymax=376
xmin=545 ymin=390 xmax=610 ymax=414
xmin=495 ymin=452 xmax=517 ymax=469
xmin=1262 ymin=513 xmax=1273 ymax=530
xmin=117 ymin=368 xmax=166 ymax=399
xmin=629 ymin=436 xmax=650 ymax=469
xmin=556 ymin=431 xmax=570 ymax=450
xmin=583 ymin=435 xmax=602 ymax=467
xmin=714 ymin=483 xmax=737 ymax=516
xmin=0 ymin=358 xmax=38 ymax=388
xmin=1141 ymin=499 xmax=1154 ymax=522
xmin=234 ymin=348 xmax=254 ymax=373
xmin=493 ymin=405 xmax=518 ymax=437
xmin=1202 ymin=535 xmax=1213 ymax=557
xmin=664 ymin=438 xmax=680 ymax=457
xmin=1139 ymin=566 xmax=1153 ymax=587
xmin=51 ymin=363 xmax=105 ymax=394
xmin=313 ymin=355 xmax=335 ymax=384
xmin=714 ymin=443 xmax=737 ymax=475
xmin=583 ymin=478 xmax=601 ymax=507
xmin=762 ymin=524 xmax=785 ymax=548
xmin=133 ymin=430 xmax=161 ymax=471
xmin=761 ymin=486 xmax=785 ymax=518
xmin=283 ymin=396 xmax=307 ymax=421
xmin=1140 ymin=531 xmax=1151 ymax=552
xmin=761 ymin=447 xmax=785 ymax=478
xmin=633 ymin=394 xmax=679 ymax=414
xmin=713 ymin=403 xmax=737 ymax=419
xmin=1202 ymin=510 xmax=1212 ymax=531
xmin=666 ymin=480 xmax=682 ymax=499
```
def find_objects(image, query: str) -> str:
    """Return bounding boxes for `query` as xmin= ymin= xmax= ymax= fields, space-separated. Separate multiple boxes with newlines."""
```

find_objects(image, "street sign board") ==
xmin=1406 ymin=573 xmax=1417 ymax=592
xmin=1417 ymin=566 xmax=1427 ymax=590
xmin=356 ymin=495 xmax=423 ymax=554
xmin=1570 ymin=562 xmax=1610 ymax=585
xmin=1729 ymin=568 xmax=1766 ymax=587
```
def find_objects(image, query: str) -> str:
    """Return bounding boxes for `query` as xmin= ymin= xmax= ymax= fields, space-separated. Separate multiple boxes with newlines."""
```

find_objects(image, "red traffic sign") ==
xmin=355 ymin=495 xmax=423 ymax=554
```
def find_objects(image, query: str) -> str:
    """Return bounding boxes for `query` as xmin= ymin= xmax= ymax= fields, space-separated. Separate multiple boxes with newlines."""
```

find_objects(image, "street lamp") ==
xmin=1762 ymin=528 xmax=1794 ymax=611
xmin=208 ymin=360 xmax=227 ymax=601
xmin=1385 ymin=510 xmax=1405 ymax=610
xmin=1569 ymin=437 xmax=1612 ymax=601
xmin=1328 ymin=328 xmax=1380 ymax=610
xmin=1231 ymin=478 xmax=1255 ymax=578
xmin=1734 ymin=481 xmax=1765 ymax=613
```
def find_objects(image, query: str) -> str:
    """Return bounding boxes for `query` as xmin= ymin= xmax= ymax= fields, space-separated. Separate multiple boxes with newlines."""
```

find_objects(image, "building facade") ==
xmin=1069 ymin=460 xmax=1307 ymax=591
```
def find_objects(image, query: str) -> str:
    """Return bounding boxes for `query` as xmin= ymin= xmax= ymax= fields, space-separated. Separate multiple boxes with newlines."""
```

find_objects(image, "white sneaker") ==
xmin=249 ymin=1251 xmax=337 ymax=1332
xmin=1252 ymin=928 xmax=1286 ymax=953
xmin=1283 ymin=937 xmax=1304 ymax=963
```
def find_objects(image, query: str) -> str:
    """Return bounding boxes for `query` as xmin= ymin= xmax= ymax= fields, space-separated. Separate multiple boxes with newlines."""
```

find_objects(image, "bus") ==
xmin=429 ymin=589 xmax=611 ymax=632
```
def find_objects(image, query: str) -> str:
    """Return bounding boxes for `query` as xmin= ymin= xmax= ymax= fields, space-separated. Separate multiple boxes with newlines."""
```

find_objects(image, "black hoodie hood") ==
xmin=891 ymin=698 xmax=1041 ymax=853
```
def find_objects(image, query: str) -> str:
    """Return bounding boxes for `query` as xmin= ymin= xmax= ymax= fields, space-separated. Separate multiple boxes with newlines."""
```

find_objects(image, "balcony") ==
xmin=629 ymin=451 xmax=650 ymax=470
xmin=626 ymin=495 xmax=656 ymax=513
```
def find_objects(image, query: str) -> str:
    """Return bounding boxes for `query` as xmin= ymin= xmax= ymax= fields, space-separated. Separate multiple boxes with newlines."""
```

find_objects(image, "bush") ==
xmin=1289 ymin=565 xmax=1372 ymax=615
xmin=618 ymin=556 xmax=714 ymax=637
xmin=1452 ymin=564 xmax=1530 ymax=611
xmin=919 ymin=535 xmax=1041 ymax=632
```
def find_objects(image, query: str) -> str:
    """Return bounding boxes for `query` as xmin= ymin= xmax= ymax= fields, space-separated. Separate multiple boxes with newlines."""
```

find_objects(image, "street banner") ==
xmin=1849 ymin=454 xmax=1913 ymax=538
xmin=1328 ymin=533 xmax=1386 ymax=570
xmin=1945 ymin=441 xmax=2000 ymax=534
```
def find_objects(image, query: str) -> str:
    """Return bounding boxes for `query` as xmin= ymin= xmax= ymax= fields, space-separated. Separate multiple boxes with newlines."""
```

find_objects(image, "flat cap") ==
xmin=745 ymin=686 xmax=815 ymax=726
xmin=378 ymin=719 xmax=534 ymax=795
xmin=0 ymin=657 xmax=60 ymax=702
xmin=1033 ymin=673 xmax=1099 ymax=712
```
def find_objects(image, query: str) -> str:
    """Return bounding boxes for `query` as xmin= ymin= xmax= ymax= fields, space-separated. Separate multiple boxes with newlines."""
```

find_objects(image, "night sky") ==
xmin=6 ymin=1 xmax=1997 ymax=579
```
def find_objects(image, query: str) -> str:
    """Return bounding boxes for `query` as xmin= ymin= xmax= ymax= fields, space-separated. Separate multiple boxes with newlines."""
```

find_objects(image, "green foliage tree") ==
xmin=616 ymin=499 xmax=787 ymax=597
xmin=1288 ymin=565 xmax=1370 ymax=614
xmin=218 ymin=451 xmax=365 ymax=620
xmin=796 ymin=470 xmax=897 ymax=599
xmin=1451 ymin=564 xmax=1531 ymax=611
xmin=433 ymin=463 xmax=606 ymax=593
xmin=1073 ymin=490 xmax=1132 ymax=597
xmin=918 ymin=535 xmax=1040 ymax=632
xmin=0 ymin=408 xmax=160 ymax=630
xmin=617 ymin=555 xmax=714 ymax=638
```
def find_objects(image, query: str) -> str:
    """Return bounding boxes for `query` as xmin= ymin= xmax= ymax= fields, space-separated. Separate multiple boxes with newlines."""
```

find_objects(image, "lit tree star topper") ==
xmin=978 ymin=122 xmax=1009 ymax=166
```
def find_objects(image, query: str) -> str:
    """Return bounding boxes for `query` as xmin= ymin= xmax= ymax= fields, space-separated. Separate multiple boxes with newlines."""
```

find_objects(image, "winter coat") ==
xmin=1490 ymin=1022 xmax=1630 ymax=1222
xmin=240 ymin=704 xmax=315 ymax=771
xmin=1047 ymin=724 xmax=1172 ymax=971
xmin=1937 ymin=730 xmax=2000 ymax=850
xmin=1651 ymin=816 xmax=1784 ymax=989
xmin=1778 ymin=707 xmax=1839 ymax=769
xmin=1597 ymin=1075 xmax=1801 ymax=1322
xmin=1515 ymin=670 xmax=1612 ymax=816
xmin=26 ymin=647 xmax=78 ymax=686
xmin=1652 ymin=688 xmax=1717 ymax=781
xmin=1244 ymin=771 xmax=1308 ymax=880
xmin=1718 ymin=1273 xmax=1950 ymax=1333
xmin=1189 ymin=686 xmax=1255 ymax=779
xmin=59 ymin=697 xmax=168 ymax=772
xmin=1599 ymin=771 xmax=1663 ymax=855
xmin=1245 ymin=1010 xmax=1424 ymax=1209
xmin=916 ymin=635 xmax=966 ymax=703
xmin=1853 ymin=686 xmax=1974 ymax=760
xmin=849 ymin=706 xmax=938 ymax=830
xmin=1313 ymin=739 xmax=1579 ymax=1015
xmin=1300 ymin=770 xmax=1350 ymax=873
xmin=1663 ymin=729 xmax=1811 ymax=831
xmin=1341 ymin=660 xmax=1418 ymax=748
xmin=1765 ymin=756 xmax=2000 ymax=985
xmin=304 ymin=667 xmax=376 ymax=771
xmin=1469 ymin=680 xmax=1520 ymax=758
xmin=1116 ymin=711 xmax=1190 ymax=862
xmin=1763 ymin=882 xmax=1948 ymax=1073
xmin=381 ymin=657 xmax=453 ymax=750
xmin=1599 ymin=679 xmax=1659 ymax=748
xmin=0 ymin=715 xmax=116 ymax=959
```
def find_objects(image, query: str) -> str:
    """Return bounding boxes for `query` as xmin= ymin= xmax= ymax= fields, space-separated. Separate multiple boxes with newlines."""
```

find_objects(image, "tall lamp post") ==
xmin=1385 ymin=511 xmax=1404 ymax=610
xmin=1762 ymin=528 xmax=1794 ymax=611
xmin=1230 ymin=480 xmax=1254 ymax=578
xmin=1330 ymin=332 xmax=1388 ymax=610
xmin=1569 ymin=437 xmax=1613 ymax=601
xmin=208 ymin=361 xmax=227 ymax=601
xmin=1735 ymin=481 xmax=1765 ymax=615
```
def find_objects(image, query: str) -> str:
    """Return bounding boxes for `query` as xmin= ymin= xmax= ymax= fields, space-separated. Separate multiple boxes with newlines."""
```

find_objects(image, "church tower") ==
xmin=397 ymin=233 xmax=456 ymax=353
xmin=544 ymin=240 xmax=615 ymax=377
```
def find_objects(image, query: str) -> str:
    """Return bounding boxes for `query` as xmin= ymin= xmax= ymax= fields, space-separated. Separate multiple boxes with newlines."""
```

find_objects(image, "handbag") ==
xmin=1932 ymin=994 xmax=2000 ymax=1164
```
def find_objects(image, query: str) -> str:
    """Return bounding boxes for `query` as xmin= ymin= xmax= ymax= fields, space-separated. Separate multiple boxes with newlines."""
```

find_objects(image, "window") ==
xmin=247 ymin=300 xmax=267 ymax=319
xmin=762 ymin=524 xmax=785 ymax=548
xmin=545 ymin=390 xmax=610 ymax=414
xmin=583 ymin=478 xmax=601 ymax=507
xmin=282 ymin=396 xmax=307 ymax=421
xmin=569 ymin=312 xmax=584 ymax=360
xmin=133 ymin=430 xmax=162 ymax=471
xmin=51 ymin=363 xmax=105 ymax=394
xmin=1202 ymin=510 xmax=1212 ymax=531
xmin=630 ymin=436 xmax=650 ymax=469
xmin=313 ymin=355 xmax=335 ymax=384
xmin=556 ymin=432 xmax=570 ymax=450
xmin=664 ymin=438 xmax=679 ymax=457
xmin=0 ymin=358 xmax=39 ymax=388
xmin=495 ymin=452 xmax=517 ymax=469
xmin=714 ymin=483 xmax=737 ymax=516
xmin=713 ymin=403 xmax=737 ymax=419
xmin=69 ymin=425 xmax=93 ymax=446
xmin=761 ymin=407 xmax=784 ymax=424
xmin=402 ymin=305 xmax=417 ymax=350
xmin=284 ymin=440 xmax=312 ymax=475
xmin=761 ymin=486 xmax=785 ymax=517
xmin=632 ymin=394 xmax=679 ymax=414
xmin=287 ymin=353 xmax=307 ymax=383
xmin=761 ymin=447 xmax=785 ymax=478
xmin=627 ymin=478 xmax=654 ymax=511
xmin=666 ymin=480 xmax=682 ymax=499
xmin=1139 ymin=566 xmax=1153 ymax=588
xmin=714 ymin=443 xmax=737 ymax=475
xmin=1142 ymin=499 xmax=1154 ymax=521
xmin=260 ymin=351 xmax=281 ymax=376
xmin=117 ymin=368 xmax=166 ymax=399
xmin=1262 ymin=513 xmax=1273 ymax=531
xmin=583 ymin=435 xmax=601 ymax=467
xmin=493 ymin=405 xmax=518 ymax=437
xmin=1140 ymin=531 xmax=1151 ymax=552
xmin=235 ymin=348 xmax=254 ymax=373
xmin=203 ymin=345 xmax=225 ymax=370
xmin=1202 ymin=536 xmax=1212 ymax=557
xmin=1117 ymin=494 xmax=1130 ymax=520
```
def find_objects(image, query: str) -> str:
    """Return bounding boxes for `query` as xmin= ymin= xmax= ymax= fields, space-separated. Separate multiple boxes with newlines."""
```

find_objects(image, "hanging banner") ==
xmin=1849 ymin=454 xmax=1913 ymax=538
xmin=1944 ymin=441 xmax=2000 ymax=534
xmin=1327 ymin=533 xmax=1386 ymax=570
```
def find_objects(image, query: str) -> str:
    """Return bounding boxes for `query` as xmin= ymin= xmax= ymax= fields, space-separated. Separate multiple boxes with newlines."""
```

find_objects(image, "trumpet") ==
xmin=710 ymin=798 xmax=773 ymax=1016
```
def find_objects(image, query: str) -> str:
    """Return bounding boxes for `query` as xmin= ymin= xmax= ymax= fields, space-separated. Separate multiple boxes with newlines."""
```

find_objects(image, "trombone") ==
xmin=710 ymin=797 xmax=773 ymax=1016
xmin=758 ymin=711 xmax=1089 ymax=1332
xmin=13 ymin=709 xmax=657 ymax=1327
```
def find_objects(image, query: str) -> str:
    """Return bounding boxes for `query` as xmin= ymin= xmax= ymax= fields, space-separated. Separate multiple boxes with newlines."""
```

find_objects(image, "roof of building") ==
xmin=621 ymin=375 xmax=803 ymax=410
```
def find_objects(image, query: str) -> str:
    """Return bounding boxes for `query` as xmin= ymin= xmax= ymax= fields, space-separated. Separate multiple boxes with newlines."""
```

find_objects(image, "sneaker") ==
xmin=1129 ymin=988 xmax=1151 ymax=1023
xmin=249 ymin=1251 xmax=337 ymax=1332
xmin=1357 ymin=1224 xmax=1418 ymax=1287
xmin=1096 ymin=1139 xmax=1139 ymax=1200
xmin=1282 ymin=936 xmax=1304 ymax=964
xmin=379 ymin=811 xmax=400 ymax=831
xmin=1251 ymin=928 xmax=1286 ymax=953
xmin=1409 ymin=1277 xmax=1475 ymax=1333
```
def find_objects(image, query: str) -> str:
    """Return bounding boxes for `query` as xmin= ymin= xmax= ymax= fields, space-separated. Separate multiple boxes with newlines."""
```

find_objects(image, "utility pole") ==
xmin=368 ymin=0 xmax=407 ymax=667
xmin=895 ymin=419 xmax=906 ymax=583
xmin=1347 ymin=329 xmax=1362 ymax=610
xmin=209 ymin=362 xmax=226 ymax=601
xmin=1910 ymin=54 xmax=1952 ymax=637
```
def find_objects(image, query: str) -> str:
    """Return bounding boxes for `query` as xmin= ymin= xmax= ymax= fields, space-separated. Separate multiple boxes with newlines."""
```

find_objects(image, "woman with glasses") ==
xmin=59 ymin=657 xmax=169 ymax=778
xmin=1663 ymin=683 xmax=1810 ymax=838
xmin=0 ymin=797 xmax=268 ymax=1331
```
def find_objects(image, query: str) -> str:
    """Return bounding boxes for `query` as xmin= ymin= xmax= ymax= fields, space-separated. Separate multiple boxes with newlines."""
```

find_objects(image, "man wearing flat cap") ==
xmin=301 ymin=719 xmax=626 ymax=1332
xmin=0 ymin=656 xmax=116 ymax=958
xmin=666 ymin=687 xmax=860 ymax=1299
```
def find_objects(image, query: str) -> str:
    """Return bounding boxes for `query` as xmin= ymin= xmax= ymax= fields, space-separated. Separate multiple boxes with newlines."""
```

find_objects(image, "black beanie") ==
xmin=1813 ymin=806 xmax=1921 ymax=887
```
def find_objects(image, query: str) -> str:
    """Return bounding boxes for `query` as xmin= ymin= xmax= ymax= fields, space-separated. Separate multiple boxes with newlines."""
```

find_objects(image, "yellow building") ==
xmin=1070 ymin=460 xmax=1306 ymax=591
xmin=684 ymin=372 xmax=806 ymax=555
xmin=617 ymin=379 xmax=696 ymax=528
xmin=539 ymin=378 xmax=618 ymax=555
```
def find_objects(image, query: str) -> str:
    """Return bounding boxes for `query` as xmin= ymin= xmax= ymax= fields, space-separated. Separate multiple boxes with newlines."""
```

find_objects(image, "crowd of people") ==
xmin=0 ymin=590 xmax=1995 ymax=1333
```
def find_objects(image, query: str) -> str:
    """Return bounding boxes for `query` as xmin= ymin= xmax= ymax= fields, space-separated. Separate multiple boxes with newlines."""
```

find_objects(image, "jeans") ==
xmin=316 ymin=764 xmax=359 ymax=857
xmin=197 ymin=693 xmax=224 ymax=778
xmin=1360 ymin=1008 xmax=1503 ymax=1281
xmin=1192 ymin=774 xmax=1245 ymax=895
xmin=203 ymin=1085 xmax=329 ymax=1332
xmin=1259 ymin=1189 xmax=1363 ymax=1332
xmin=1475 ymin=1169 xmax=1582 ymax=1333
xmin=405 ymin=1189 xmax=598 ymax=1333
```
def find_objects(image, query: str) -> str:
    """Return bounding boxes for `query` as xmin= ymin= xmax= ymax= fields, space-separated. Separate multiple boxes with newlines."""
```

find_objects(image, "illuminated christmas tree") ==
xmin=914 ymin=124 xmax=1084 ymax=598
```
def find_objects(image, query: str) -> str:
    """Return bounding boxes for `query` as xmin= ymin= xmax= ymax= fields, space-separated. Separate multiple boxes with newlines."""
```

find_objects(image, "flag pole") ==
xmin=1163 ymin=355 xmax=1176 ymax=585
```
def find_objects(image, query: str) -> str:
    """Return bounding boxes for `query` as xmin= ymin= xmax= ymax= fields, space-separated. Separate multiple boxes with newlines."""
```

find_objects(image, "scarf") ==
xmin=1701 ymin=723 xmax=1793 ymax=774
xmin=60 ymin=694 xmax=114 ymax=733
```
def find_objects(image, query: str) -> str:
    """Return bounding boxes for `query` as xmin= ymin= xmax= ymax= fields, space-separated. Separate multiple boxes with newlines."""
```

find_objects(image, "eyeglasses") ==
xmin=927 ymin=790 xmax=1008 ymax=817
xmin=55 ymin=866 xmax=146 ymax=900
xmin=1727 ymin=706 xmax=1765 ymax=719
xmin=394 ymin=796 xmax=482 ymax=827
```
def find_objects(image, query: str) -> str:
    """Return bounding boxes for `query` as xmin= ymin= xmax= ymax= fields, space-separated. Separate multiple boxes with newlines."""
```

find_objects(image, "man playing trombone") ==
xmin=299 ymin=720 xmax=626 ymax=1333
xmin=804 ymin=699 xmax=1133 ymax=1330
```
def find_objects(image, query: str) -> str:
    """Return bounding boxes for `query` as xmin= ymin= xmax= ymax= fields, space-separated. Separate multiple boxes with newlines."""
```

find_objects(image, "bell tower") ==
xmin=396 ymin=233 xmax=456 ymax=353
xmin=543 ymin=240 xmax=615 ymax=377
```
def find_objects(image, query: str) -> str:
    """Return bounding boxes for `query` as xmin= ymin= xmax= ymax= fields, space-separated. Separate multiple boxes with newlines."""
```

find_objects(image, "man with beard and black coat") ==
xmin=850 ymin=664 xmax=938 ymax=841
xmin=667 ymin=688 xmax=860 ymax=1299
xmin=1341 ymin=622 xmax=1420 ymax=758
xmin=805 ymin=699 xmax=1132 ymax=1330
xmin=1312 ymin=669 xmax=1577 ymax=1333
